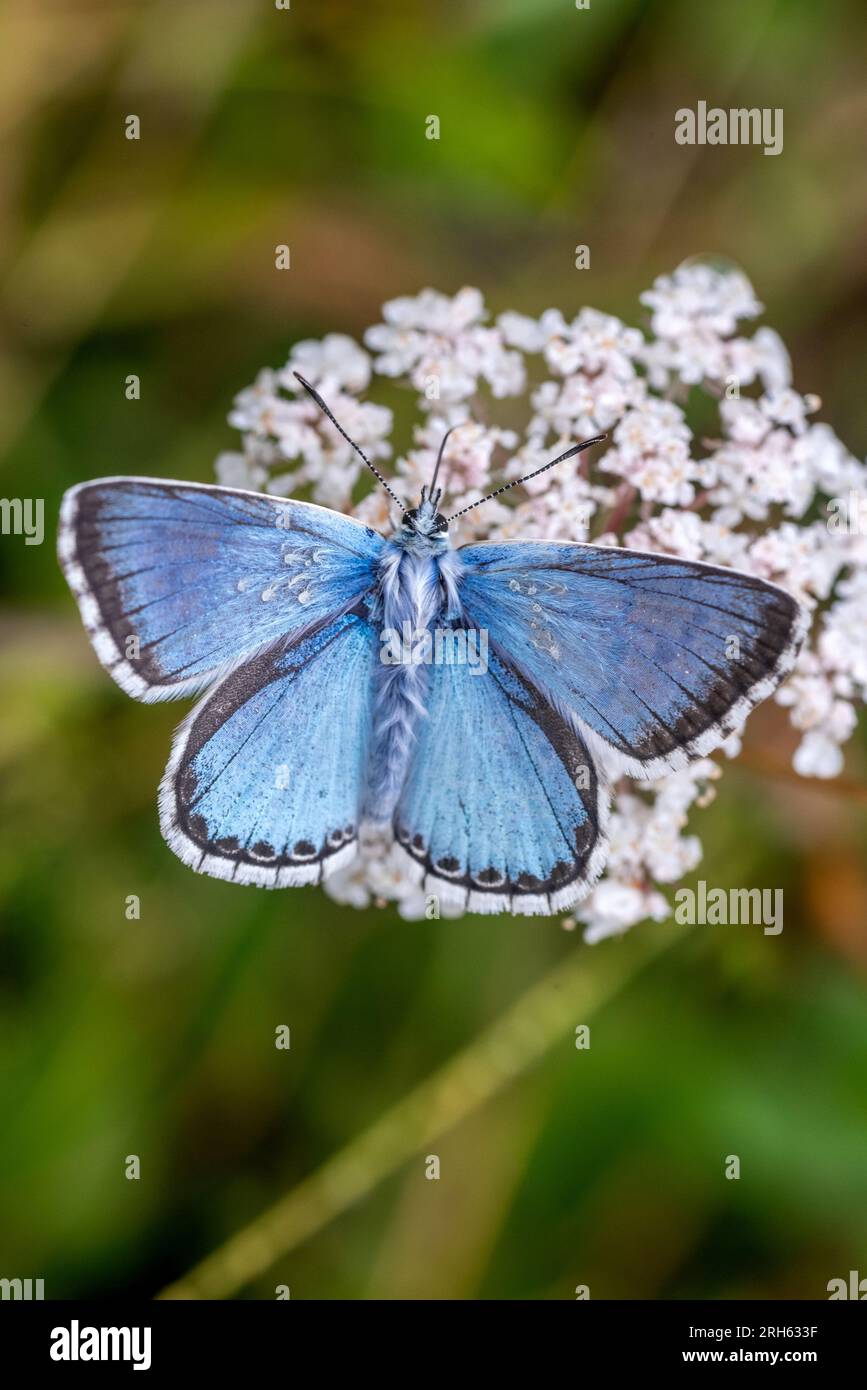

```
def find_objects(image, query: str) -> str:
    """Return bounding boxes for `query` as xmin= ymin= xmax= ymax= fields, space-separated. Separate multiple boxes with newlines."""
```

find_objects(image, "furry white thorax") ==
xmin=361 ymin=524 xmax=463 ymax=827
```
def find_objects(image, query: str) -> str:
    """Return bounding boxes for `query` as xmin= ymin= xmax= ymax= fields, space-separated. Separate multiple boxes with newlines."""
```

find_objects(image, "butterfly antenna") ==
xmin=429 ymin=423 xmax=461 ymax=503
xmin=446 ymin=435 xmax=606 ymax=522
xmin=292 ymin=371 xmax=408 ymax=515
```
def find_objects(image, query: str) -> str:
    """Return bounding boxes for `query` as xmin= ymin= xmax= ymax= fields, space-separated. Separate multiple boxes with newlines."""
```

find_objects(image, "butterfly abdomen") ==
xmin=362 ymin=546 xmax=449 ymax=827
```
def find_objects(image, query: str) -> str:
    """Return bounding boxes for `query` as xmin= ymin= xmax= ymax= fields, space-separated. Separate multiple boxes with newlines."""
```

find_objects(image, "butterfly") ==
xmin=58 ymin=372 xmax=807 ymax=916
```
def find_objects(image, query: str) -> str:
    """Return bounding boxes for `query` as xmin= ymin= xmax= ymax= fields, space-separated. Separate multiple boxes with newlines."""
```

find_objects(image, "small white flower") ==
xmin=283 ymin=333 xmax=372 ymax=395
xmin=760 ymin=388 xmax=819 ymax=436
xmin=602 ymin=399 xmax=701 ymax=506
xmin=541 ymin=308 xmax=644 ymax=382
xmin=496 ymin=306 xmax=568 ymax=355
xmin=793 ymin=731 xmax=845 ymax=779
xmin=229 ymin=369 xmax=306 ymax=439
xmin=581 ymin=881 xmax=669 ymax=945
xmin=366 ymin=287 xmax=525 ymax=405
xmin=530 ymin=370 xmax=645 ymax=438
xmin=214 ymin=450 xmax=268 ymax=491
xmin=751 ymin=326 xmax=792 ymax=392
xmin=641 ymin=262 xmax=763 ymax=339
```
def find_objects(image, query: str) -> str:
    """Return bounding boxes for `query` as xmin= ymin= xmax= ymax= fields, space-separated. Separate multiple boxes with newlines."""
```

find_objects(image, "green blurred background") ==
xmin=1 ymin=0 xmax=866 ymax=1300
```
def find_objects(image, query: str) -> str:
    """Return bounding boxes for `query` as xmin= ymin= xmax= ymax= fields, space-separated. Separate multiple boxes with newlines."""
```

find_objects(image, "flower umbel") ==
xmin=220 ymin=266 xmax=865 ymax=940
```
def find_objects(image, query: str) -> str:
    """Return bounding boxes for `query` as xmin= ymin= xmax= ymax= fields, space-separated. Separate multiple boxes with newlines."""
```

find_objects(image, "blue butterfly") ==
xmin=58 ymin=372 xmax=806 ymax=916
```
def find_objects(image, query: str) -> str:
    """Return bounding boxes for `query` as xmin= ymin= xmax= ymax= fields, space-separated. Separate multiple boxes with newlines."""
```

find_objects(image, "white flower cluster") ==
xmin=217 ymin=335 xmax=391 ymax=510
xmin=220 ymin=264 xmax=866 ymax=941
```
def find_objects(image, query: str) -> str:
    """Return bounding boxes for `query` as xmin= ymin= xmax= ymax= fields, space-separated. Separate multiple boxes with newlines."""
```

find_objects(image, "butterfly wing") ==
xmin=58 ymin=477 xmax=384 ymax=701
xmin=458 ymin=541 xmax=807 ymax=778
xmin=393 ymin=639 xmax=607 ymax=915
xmin=159 ymin=606 xmax=377 ymax=886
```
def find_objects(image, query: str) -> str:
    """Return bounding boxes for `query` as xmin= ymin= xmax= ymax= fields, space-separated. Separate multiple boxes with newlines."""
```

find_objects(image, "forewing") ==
xmin=58 ymin=477 xmax=384 ymax=700
xmin=393 ymin=639 xmax=607 ymax=916
xmin=459 ymin=541 xmax=807 ymax=778
xmin=159 ymin=608 xmax=377 ymax=886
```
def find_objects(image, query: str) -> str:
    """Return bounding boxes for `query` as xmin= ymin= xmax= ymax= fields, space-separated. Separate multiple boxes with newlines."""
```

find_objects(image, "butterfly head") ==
xmin=396 ymin=421 xmax=461 ymax=547
xmin=399 ymin=487 xmax=449 ymax=548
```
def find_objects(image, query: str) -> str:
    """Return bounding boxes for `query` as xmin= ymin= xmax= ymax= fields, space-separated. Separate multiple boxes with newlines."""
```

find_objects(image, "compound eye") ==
xmin=433 ymin=514 xmax=448 ymax=533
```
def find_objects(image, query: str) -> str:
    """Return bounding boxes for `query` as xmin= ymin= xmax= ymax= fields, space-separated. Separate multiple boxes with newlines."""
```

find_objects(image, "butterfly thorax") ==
xmin=361 ymin=534 xmax=463 ymax=829
xmin=377 ymin=528 xmax=462 ymax=615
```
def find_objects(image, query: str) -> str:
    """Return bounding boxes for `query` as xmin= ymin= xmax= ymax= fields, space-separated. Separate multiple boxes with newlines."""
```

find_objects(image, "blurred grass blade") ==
xmin=158 ymin=920 xmax=689 ymax=1300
